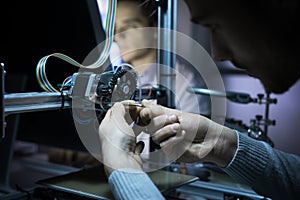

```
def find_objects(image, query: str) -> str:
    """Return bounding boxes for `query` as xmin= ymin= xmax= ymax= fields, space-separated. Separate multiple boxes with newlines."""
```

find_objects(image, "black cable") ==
xmin=108 ymin=69 xmax=128 ymax=89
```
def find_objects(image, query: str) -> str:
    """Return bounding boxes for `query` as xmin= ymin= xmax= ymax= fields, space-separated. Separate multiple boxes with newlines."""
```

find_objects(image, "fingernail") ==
xmin=172 ymin=123 xmax=180 ymax=133
xmin=168 ymin=115 xmax=177 ymax=121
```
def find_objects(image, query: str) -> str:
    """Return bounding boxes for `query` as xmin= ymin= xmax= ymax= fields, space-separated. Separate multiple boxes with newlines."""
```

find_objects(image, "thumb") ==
xmin=134 ymin=141 xmax=145 ymax=154
xmin=139 ymin=99 xmax=154 ymax=125
xmin=141 ymin=99 xmax=151 ymax=107
xmin=111 ymin=102 xmax=133 ymax=135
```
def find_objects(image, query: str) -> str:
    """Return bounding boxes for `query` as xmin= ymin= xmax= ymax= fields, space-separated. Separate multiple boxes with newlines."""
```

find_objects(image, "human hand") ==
xmin=139 ymin=100 xmax=237 ymax=167
xmin=99 ymin=101 xmax=144 ymax=176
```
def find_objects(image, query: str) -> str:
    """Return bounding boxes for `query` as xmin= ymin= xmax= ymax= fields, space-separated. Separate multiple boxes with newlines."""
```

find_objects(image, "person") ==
xmin=99 ymin=101 xmax=165 ymax=200
xmin=114 ymin=0 xmax=211 ymax=115
xmin=48 ymin=0 xmax=211 ymax=167
xmin=113 ymin=0 xmax=211 ymax=159
xmin=99 ymin=0 xmax=300 ymax=200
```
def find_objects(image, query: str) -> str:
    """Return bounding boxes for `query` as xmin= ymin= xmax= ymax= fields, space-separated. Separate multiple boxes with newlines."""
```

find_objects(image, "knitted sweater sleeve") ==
xmin=108 ymin=169 xmax=165 ymax=200
xmin=223 ymin=131 xmax=300 ymax=200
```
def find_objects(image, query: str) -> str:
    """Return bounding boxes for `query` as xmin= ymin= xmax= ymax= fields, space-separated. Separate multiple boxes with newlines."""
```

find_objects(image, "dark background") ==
xmin=1 ymin=0 xmax=108 ymax=150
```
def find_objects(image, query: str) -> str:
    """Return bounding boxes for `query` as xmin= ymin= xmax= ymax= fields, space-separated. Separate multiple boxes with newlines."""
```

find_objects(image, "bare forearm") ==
xmin=204 ymin=125 xmax=237 ymax=167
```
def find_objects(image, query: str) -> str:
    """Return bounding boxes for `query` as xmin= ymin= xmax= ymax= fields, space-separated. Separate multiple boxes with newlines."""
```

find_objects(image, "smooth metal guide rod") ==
xmin=4 ymin=91 xmax=71 ymax=116
xmin=156 ymin=0 xmax=177 ymax=108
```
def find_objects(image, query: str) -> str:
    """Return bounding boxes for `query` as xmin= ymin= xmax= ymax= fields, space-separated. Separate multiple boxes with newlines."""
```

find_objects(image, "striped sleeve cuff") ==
xmin=108 ymin=169 xmax=165 ymax=200
xmin=223 ymin=131 xmax=270 ymax=186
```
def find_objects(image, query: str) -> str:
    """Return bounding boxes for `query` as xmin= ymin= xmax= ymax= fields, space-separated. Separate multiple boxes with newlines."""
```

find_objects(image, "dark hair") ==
xmin=117 ymin=0 xmax=158 ymax=26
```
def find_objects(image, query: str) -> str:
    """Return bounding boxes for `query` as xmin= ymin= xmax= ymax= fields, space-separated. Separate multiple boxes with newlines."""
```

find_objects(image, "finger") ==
xmin=139 ymin=100 xmax=170 ymax=125
xmin=160 ymin=132 xmax=188 ymax=161
xmin=110 ymin=102 xmax=133 ymax=135
xmin=121 ymin=100 xmax=136 ymax=105
xmin=121 ymin=100 xmax=140 ymax=124
xmin=160 ymin=129 xmax=186 ymax=148
xmin=111 ymin=102 xmax=126 ymax=121
xmin=137 ymin=107 xmax=152 ymax=126
xmin=100 ymin=108 xmax=112 ymax=130
xmin=134 ymin=141 xmax=145 ymax=154
xmin=134 ymin=115 xmax=150 ymax=127
xmin=146 ymin=114 xmax=178 ymax=134
xmin=141 ymin=99 xmax=151 ymax=107
xmin=139 ymin=99 xmax=160 ymax=120
xmin=151 ymin=123 xmax=181 ymax=144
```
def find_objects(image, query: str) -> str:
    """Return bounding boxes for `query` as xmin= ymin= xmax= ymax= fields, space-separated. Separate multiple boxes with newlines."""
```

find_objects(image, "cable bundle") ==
xmin=36 ymin=0 xmax=117 ymax=92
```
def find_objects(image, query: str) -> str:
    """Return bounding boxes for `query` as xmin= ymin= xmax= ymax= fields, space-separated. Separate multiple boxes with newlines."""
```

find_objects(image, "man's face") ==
xmin=184 ymin=0 xmax=299 ymax=93
xmin=115 ymin=1 xmax=156 ymax=63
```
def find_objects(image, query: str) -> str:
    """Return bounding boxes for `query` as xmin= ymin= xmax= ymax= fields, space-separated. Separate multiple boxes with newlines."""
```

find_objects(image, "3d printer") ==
xmin=0 ymin=0 xmax=272 ymax=199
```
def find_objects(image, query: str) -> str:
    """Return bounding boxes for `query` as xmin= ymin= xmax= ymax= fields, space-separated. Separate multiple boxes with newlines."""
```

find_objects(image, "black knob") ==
xmin=257 ymin=94 xmax=264 ymax=99
xmin=271 ymin=98 xmax=278 ymax=104
xmin=255 ymin=115 xmax=263 ymax=121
